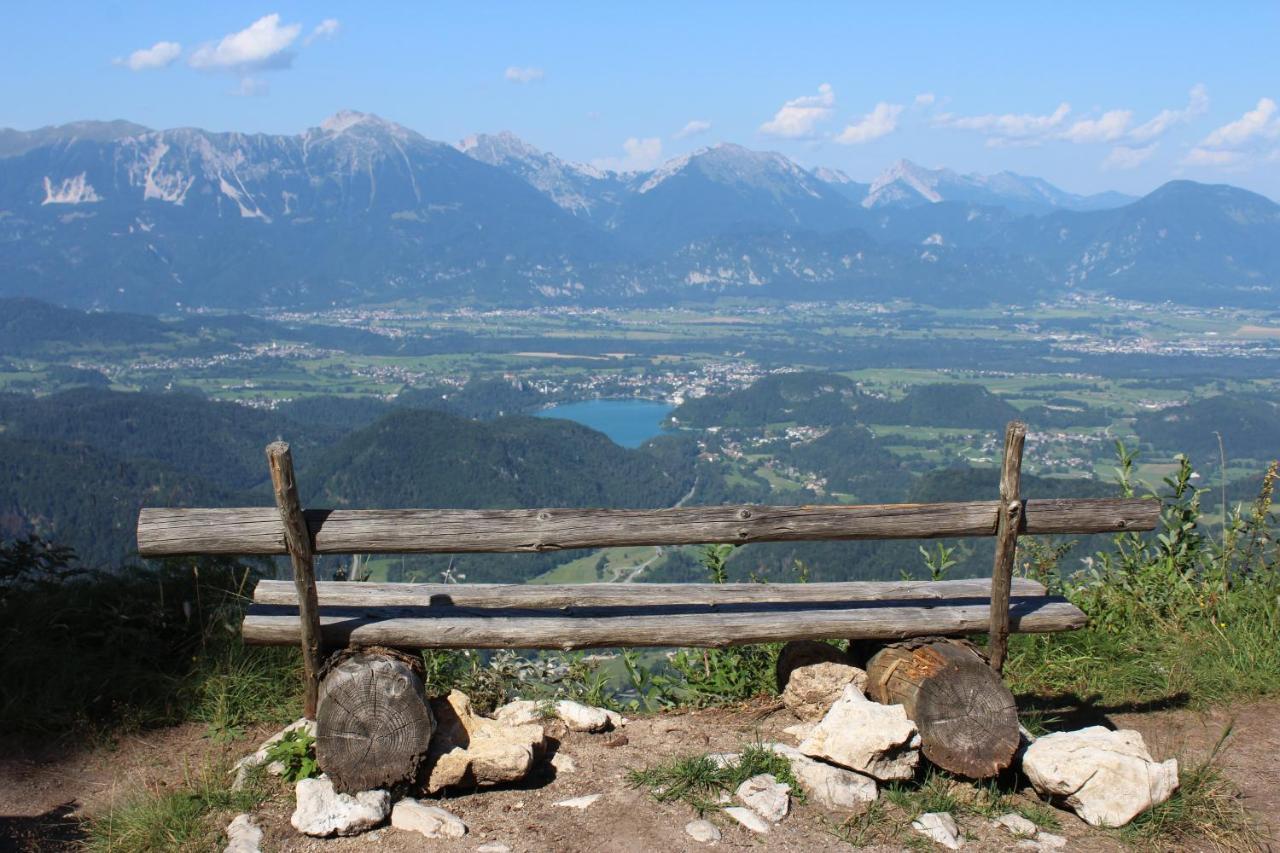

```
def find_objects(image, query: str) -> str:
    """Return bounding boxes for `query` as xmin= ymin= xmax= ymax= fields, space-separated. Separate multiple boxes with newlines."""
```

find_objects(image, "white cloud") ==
xmin=934 ymin=102 xmax=1071 ymax=146
xmin=305 ymin=18 xmax=341 ymax=45
xmin=835 ymin=102 xmax=903 ymax=144
xmin=759 ymin=83 xmax=835 ymax=139
xmin=592 ymin=137 xmax=664 ymax=172
xmin=231 ymin=77 xmax=270 ymax=97
xmin=189 ymin=14 xmax=301 ymax=71
xmin=1202 ymin=97 xmax=1278 ymax=147
xmin=1061 ymin=109 xmax=1133 ymax=143
xmin=673 ymin=119 xmax=712 ymax=140
xmin=505 ymin=66 xmax=545 ymax=84
xmin=1103 ymin=143 xmax=1157 ymax=170
xmin=914 ymin=92 xmax=936 ymax=107
xmin=1128 ymin=84 xmax=1209 ymax=143
xmin=116 ymin=41 xmax=182 ymax=71
xmin=1183 ymin=96 xmax=1280 ymax=168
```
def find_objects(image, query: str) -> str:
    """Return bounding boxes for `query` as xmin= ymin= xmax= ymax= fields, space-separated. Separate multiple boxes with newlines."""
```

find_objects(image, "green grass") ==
xmin=85 ymin=755 xmax=270 ymax=853
xmin=627 ymin=743 xmax=804 ymax=815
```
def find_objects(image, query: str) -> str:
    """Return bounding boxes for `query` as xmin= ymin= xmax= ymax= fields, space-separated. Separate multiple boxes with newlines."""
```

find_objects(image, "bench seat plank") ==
xmin=241 ymin=595 xmax=1086 ymax=650
xmin=254 ymin=577 xmax=1048 ymax=609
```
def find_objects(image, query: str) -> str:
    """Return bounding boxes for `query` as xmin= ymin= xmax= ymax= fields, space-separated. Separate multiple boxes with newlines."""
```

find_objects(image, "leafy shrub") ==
xmin=264 ymin=729 xmax=319 ymax=783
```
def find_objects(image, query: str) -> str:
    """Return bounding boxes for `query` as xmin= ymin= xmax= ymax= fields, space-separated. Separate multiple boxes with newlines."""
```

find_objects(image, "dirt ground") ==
xmin=1 ymin=697 xmax=1276 ymax=852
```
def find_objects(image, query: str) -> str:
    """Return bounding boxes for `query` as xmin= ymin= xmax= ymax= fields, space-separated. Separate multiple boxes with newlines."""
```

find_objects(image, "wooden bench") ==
xmin=136 ymin=422 xmax=1159 ymax=783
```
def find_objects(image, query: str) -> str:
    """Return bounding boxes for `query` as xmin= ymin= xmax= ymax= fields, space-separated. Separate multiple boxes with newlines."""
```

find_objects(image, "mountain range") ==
xmin=1 ymin=112 xmax=1277 ymax=311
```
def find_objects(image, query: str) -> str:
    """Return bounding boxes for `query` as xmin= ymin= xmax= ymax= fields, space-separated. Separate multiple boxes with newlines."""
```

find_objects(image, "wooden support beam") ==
xmin=137 ymin=497 xmax=1161 ymax=557
xmin=265 ymin=441 xmax=323 ymax=719
xmin=240 ymin=595 xmax=1086 ymax=650
xmin=987 ymin=421 xmax=1027 ymax=673
xmin=254 ymin=577 xmax=1049 ymax=609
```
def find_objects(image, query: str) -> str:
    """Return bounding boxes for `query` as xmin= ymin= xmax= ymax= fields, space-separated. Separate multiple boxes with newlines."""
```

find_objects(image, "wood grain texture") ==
xmin=266 ymin=442 xmax=323 ymax=719
xmin=866 ymin=639 xmax=1019 ymax=779
xmin=240 ymin=595 xmax=1087 ymax=650
xmin=987 ymin=422 xmax=1026 ymax=673
xmin=316 ymin=648 xmax=434 ymax=793
xmin=137 ymin=498 xmax=1160 ymax=556
xmin=254 ymin=577 xmax=1048 ymax=609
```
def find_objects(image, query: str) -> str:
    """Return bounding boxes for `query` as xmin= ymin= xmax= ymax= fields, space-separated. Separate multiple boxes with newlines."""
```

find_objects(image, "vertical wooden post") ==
xmin=266 ymin=441 xmax=323 ymax=719
xmin=987 ymin=421 xmax=1026 ymax=673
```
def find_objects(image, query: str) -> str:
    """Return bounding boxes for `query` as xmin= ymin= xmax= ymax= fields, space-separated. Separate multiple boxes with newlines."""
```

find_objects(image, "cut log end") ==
xmin=315 ymin=648 xmax=435 ymax=793
xmin=866 ymin=639 xmax=1019 ymax=779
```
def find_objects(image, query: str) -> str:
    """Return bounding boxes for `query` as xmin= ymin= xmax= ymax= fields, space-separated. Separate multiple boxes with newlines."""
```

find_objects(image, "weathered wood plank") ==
xmin=254 ymin=577 xmax=1048 ymax=609
xmin=137 ymin=498 xmax=1160 ymax=556
xmin=988 ymin=421 xmax=1026 ymax=672
xmin=240 ymin=596 xmax=1087 ymax=650
xmin=266 ymin=442 xmax=323 ymax=719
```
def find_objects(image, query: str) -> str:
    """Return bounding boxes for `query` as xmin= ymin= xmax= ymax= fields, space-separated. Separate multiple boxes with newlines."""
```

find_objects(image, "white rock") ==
xmin=476 ymin=844 xmax=512 ymax=853
xmin=231 ymin=718 xmax=315 ymax=789
xmin=912 ymin=811 xmax=962 ymax=850
xmin=1034 ymin=831 xmax=1068 ymax=849
xmin=707 ymin=752 xmax=740 ymax=768
xmin=223 ymin=813 xmax=262 ymax=853
xmin=426 ymin=691 xmax=547 ymax=793
xmin=800 ymin=685 xmax=920 ymax=781
xmin=493 ymin=698 xmax=545 ymax=726
xmin=390 ymin=799 xmax=467 ymax=839
xmin=761 ymin=741 xmax=877 ymax=809
xmin=685 ymin=819 xmax=722 ymax=843
xmin=553 ymin=794 xmax=601 ymax=809
xmin=994 ymin=812 xmax=1038 ymax=837
xmin=735 ymin=773 xmax=790 ymax=822
xmin=782 ymin=722 xmax=816 ymax=742
xmin=551 ymin=751 xmax=577 ymax=773
xmin=1021 ymin=726 xmax=1179 ymax=827
xmin=555 ymin=700 xmax=614 ymax=732
xmin=290 ymin=776 xmax=390 ymax=837
xmin=723 ymin=806 xmax=770 ymax=834
xmin=782 ymin=662 xmax=869 ymax=721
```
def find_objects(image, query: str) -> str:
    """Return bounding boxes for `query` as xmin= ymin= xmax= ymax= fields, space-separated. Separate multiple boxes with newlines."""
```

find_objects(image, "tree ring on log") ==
xmin=866 ymin=639 xmax=1018 ymax=779
xmin=316 ymin=646 xmax=435 ymax=793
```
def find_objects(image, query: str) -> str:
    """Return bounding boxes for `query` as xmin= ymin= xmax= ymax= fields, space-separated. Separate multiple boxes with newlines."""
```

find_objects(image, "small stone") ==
xmin=776 ymin=640 xmax=848 ymax=692
xmin=782 ymin=662 xmax=869 ymax=721
xmin=493 ymin=698 xmax=545 ymax=726
xmin=223 ymin=813 xmax=262 ymax=853
xmin=1021 ymin=726 xmax=1179 ymax=827
xmin=604 ymin=733 xmax=629 ymax=748
xmin=912 ymin=811 xmax=962 ymax=850
xmin=735 ymin=773 xmax=790 ymax=823
xmin=724 ymin=806 xmax=770 ymax=834
xmin=994 ymin=812 xmax=1038 ymax=837
xmin=1033 ymin=831 xmax=1068 ymax=850
xmin=290 ymin=776 xmax=390 ymax=837
xmin=553 ymin=794 xmax=601 ymax=809
xmin=792 ymin=757 xmax=878 ymax=809
xmin=782 ymin=722 xmax=816 ymax=742
xmin=685 ymin=819 xmax=722 ymax=843
xmin=555 ymin=700 xmax=615 ymax=732
xmin=391 ymin=799 xmax=467 ymax=839
xmin=476 ymin=844 xmax=513 ymax=853
xmin=551 ymin=751 xmax=577 ymax=773
xmin=800 ymin=685 xmax=920 ymax=781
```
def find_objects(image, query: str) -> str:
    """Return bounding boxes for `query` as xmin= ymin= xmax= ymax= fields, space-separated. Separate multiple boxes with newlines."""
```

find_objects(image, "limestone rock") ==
xmin=555 ymin=700 xmax=614 ymax=732
xmin=476 ymin=844 xmax=512 ymax=853
xmin=1021 ymin=726 xmax=1179 ymax=827
xmin=993 ymin=812 xmax=1037 ymax=837
xmin=782 ymin=662 xmax=868 ymax=721
xmin=223 ymin=813 xmax=263 ymax=853
xmin=736 ymin=773 xmax=790 ymax=822
xmin=800 ymin=685 xmax=920 ymax=781
xmin=232 ymin=718 xmax=315 ymax=789
xmin=707 ymin=752 xmax=740 ymax=768
xmin=1017 ymin=831 xmax=1068 ymax=851
xmin=912 ymin=811 xmax=961 ymax=850
xmin=493 ymin=699 xmax=544 ymax=726
xmin=762 ymin=741 xmax=878 ymax=810
xmin=776 ymin=640 xmax=848 ymax=693
xmin=390 ymin=799 xmax=467 ymax=839
xmin=290 ymin=776 xmax=389 ymax=837
xmin=685 ymin=819 xmax=722 ymax=843
xmin=782 ymin=722 xmax=816 ymax=742
xmin=724 ymin=806 xmax=770 ymax=834
xmin=553 ymin=794 xmax=601 ymax=809
xmin=551 ymin=751 xmax=577 ymax=773
xmin=424 ymin=690 xmax=546 ymax=793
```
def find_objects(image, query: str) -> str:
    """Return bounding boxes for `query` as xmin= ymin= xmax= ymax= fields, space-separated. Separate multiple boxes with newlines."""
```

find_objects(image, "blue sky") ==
xmin=5 ymin=2 xmax=1279 ymax=197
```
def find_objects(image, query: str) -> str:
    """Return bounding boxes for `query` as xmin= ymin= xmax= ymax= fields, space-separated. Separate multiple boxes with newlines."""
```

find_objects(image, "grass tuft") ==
xmin=627 ymin=742 xmax=804 ymax=815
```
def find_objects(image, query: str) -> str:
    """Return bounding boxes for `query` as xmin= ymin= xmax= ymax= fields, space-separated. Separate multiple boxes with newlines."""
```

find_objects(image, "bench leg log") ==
xmin=865 ymin=639 xmax=1019 ymax=779
xmin=316 ymin=647 xmax=435 ymax=793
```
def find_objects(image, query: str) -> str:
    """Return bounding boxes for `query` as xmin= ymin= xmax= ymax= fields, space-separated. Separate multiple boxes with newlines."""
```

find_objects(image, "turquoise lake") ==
xmin=536 ymin=398 xmax=674 ymax=448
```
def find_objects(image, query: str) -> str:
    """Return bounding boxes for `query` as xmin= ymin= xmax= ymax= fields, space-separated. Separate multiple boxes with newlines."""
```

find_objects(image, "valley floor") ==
xmin=2 ymin=697 xmax=1275 ymax=852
